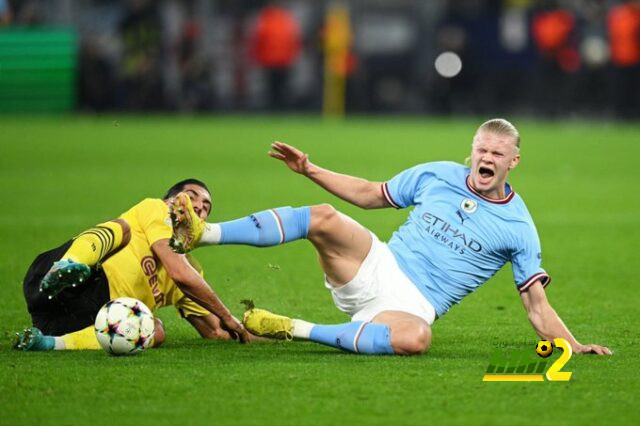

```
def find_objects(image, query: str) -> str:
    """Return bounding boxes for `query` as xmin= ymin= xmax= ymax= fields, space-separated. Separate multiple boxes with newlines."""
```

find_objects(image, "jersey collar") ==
xmin=465 ymin=175 xmax=515 ymax=204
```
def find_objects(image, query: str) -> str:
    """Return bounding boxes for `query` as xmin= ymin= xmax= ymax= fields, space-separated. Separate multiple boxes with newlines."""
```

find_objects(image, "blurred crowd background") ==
xmin=0 ymin=0 xmax=639 ymax=119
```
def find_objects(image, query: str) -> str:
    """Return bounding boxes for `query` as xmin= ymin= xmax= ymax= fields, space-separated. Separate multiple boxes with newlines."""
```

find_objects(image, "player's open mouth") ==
xmin=479 ymin=167 xmax=494 ymax=179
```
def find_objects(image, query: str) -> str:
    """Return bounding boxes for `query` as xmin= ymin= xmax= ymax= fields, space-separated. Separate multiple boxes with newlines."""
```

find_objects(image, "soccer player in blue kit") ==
xmin=171 ymin=118 xmax=611 ymax=356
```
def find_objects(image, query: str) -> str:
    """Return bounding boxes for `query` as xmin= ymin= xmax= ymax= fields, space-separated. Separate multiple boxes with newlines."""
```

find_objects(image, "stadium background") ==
xmin=1 ymin=0 xmax=639 ymax=117
xmin=0 ymin=1 xmax=638 ymax=425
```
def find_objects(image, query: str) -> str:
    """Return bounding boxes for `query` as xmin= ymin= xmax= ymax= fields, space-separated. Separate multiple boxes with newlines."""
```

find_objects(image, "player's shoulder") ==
xmin=505 ymin=192 xmax=537 ymax=227
xmin=130 ymin=198 xmax=167 ymax=212
xmin=429 ymin=161 xmax=467 ymax=176
xmin=121 ymin=198 xmax=169 ymax=220
xmin=403 ymin=161 xmax=467 ymax=179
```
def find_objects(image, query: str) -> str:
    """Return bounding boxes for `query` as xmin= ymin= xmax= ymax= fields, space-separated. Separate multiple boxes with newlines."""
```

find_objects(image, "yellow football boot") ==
xmin=243 ymin=307 xmax=293 ymax=341
xmin=169 ymin=192 xmax=205 ymax=253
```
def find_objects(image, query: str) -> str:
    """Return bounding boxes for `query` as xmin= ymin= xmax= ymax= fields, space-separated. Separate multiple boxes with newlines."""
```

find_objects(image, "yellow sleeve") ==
xmin=175 ymin=295 xmax=211 ymax=318
xmin=134 ymin=199 xmax=172 ymax=246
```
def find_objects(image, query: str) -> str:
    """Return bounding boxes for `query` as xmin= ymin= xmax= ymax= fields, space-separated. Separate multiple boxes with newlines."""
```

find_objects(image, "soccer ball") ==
xmin=536 ymin=340 xmax=553 ymax=358
xmin=94 ymin=297 xmax=155 ymax=355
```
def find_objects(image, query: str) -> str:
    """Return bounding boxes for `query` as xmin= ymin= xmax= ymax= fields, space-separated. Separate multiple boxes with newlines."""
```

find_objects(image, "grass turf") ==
xmin=0 ymin=115 xmax=638 ymax=425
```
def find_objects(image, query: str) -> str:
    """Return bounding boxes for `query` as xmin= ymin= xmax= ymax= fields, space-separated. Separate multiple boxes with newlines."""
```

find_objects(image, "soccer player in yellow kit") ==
xmin=16 ymin=179 xmax=249 ymax=351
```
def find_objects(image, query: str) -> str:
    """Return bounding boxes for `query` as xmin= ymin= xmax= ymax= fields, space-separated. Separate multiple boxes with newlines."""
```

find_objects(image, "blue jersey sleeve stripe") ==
xmin=518 ymin=272 xmax=551 ymax=293
xmin=382 ymin=183 xmax=401 ymax=209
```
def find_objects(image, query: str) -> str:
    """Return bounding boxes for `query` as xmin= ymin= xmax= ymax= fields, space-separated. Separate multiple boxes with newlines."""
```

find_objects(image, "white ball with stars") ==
xmin=94 ymin=297 xmax=155 ymax=355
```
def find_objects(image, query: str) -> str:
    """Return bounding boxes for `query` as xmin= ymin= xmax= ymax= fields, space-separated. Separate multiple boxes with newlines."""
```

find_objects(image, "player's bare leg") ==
xmin=169 ymin=196 xmax=371 ymax=283
xmin=239 ymin=206 xmax=409 ymax=355
xmin=371 ymin=311 xmax=432 ymax=355
xmin=306 ymin=204 xmax=373 ymax=286
xmin=171 ymin=199 xmax=371 ymax=286
xmin=241 ymin=205 xmax=430 ymax=355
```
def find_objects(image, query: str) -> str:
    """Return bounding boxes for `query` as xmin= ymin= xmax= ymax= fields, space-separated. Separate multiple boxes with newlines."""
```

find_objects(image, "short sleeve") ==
xmin=382 ymin=164 xmax=436 ymax=209
xmin=512 ymin=223 xmax=551 ymax=293
xmin=175 ymin=295 xmax=210 ymax=318
xmin=134 ymin=199 xmax=172 ymax=246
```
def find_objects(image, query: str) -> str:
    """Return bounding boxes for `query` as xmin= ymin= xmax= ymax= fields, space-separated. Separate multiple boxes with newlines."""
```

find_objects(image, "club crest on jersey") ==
xmin=461 ymin=198 xmax=478 ymax=214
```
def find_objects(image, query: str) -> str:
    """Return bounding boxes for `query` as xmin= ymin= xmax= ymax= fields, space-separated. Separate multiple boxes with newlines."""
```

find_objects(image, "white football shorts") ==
xmin=325 ymin=232 xmax=437 ymax=325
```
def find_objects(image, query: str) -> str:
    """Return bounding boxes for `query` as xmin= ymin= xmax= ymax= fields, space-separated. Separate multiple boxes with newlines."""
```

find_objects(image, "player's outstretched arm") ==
xmin=268 ymin=141 xmax=389 ymax=209
xmin=186 ymin=314 xmax=265 ymax=342
xmin=520 ymin=282 xmax=611 ymax=355
xmin=151 ymin=240 xmax=251 ymax=343
xmin=186 ymin=314 xmax=234 ymax=340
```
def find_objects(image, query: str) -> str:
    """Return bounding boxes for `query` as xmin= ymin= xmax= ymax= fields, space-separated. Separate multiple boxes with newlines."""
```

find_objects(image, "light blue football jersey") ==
xmin=383 ymin=161 xmax=550 ymax=317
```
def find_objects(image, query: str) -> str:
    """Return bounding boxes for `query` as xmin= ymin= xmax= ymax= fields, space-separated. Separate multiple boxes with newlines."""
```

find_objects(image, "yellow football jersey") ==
xmin=101 ymin=198 xmax=209 ymax=318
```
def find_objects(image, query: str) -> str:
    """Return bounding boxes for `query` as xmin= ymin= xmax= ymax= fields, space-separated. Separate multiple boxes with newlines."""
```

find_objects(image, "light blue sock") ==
xmin=219 ymin=206 xmax=310 ymax=247
xmin=309 ymin=321 xmax=395 ymax=355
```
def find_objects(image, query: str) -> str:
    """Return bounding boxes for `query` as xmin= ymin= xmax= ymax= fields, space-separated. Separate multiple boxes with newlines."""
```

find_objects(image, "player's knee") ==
xmin=152 ymin=318 xmax=165 ymax=348
xmin=310 ymin=204 xmax=339 ymax=235
xmin=394 ymin=323 xmax=432 ymax=355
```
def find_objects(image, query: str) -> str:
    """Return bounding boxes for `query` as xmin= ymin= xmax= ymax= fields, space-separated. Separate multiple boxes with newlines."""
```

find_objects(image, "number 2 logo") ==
xmin=546 ymin=338 xmax=573 ymax=381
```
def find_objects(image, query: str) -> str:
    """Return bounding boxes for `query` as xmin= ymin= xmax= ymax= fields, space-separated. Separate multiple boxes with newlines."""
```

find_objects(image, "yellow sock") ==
xmin=63 ymin=221 xmax=124 ymax=266
xmin=61 ymin=326 xmax=101 ymax=350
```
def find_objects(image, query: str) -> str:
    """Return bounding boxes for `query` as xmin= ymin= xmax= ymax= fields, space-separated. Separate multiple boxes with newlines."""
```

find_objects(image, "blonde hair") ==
xmin=465 ymin=118 xmax=520 ymax=165
xmin=476 ymin=118 xmax=520 ymax=150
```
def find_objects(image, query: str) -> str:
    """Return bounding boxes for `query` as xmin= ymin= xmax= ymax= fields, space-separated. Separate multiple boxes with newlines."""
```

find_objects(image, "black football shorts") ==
xmin=22 ymin=240 xmax=111 ymax=336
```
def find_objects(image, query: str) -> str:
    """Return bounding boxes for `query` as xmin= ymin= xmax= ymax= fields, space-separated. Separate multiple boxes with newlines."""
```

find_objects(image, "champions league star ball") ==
xmin=536 ymin=340 xmax=553 ymax=358
xmin=94 ymin=297 xmax=155 ymax=355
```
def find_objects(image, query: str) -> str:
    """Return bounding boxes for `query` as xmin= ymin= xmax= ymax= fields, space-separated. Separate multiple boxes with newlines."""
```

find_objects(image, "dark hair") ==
xmin=163 ymin=178 xmax=210 ymax=200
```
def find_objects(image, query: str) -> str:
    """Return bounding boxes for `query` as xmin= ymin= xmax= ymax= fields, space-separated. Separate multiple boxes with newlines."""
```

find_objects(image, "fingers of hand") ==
xmin=268 ymin=151 xmax=286 ymax=160
xmin=581 ymin=344 xmax=612 ymax=355
xmin=597 ymin=346 xmax=612 ymax=355
xmin=273 ymin=141 xmax=301 ymax=156
xmin=271 ymin=142 xmax=288 ymax=154
xmin=270 ymin=143 xmax=294 ymax=159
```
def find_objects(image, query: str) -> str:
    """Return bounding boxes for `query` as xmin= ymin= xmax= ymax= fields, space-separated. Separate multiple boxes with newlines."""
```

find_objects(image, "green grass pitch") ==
xmin=0 ymin=115 xmax=638 ymax=425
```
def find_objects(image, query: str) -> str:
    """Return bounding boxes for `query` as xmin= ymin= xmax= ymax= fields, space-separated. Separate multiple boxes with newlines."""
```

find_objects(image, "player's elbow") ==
xmin=359 ymin=197 xmax=381 ymax=210
xmin=358 ymin=183 xmax=386 ymax=209
xmin=111 ymin=218 xmax=131 ymax=246
xmin=167 ymin=266 xmax=192 ymax=287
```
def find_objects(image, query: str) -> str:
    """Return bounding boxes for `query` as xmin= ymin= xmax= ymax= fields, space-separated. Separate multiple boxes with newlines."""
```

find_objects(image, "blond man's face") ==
xmin=469 ymin=131 xmax=520 ymax=199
